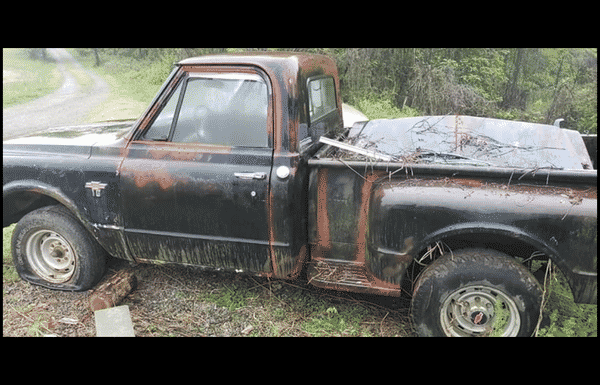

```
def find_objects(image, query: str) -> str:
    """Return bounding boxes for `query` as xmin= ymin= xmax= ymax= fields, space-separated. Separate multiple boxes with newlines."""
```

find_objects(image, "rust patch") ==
xmin=355 ymin=173 xmax=379 ymax=264
xmin=451 ymin=178 xmax=485 ymax=188
xmin=314 ymin=168 xmax=331 ymax=258
xmin=288 ymin=244 xmax=309 ymax=279
xmin=127 ymin=167 xmax=176 ymax=190
xmin=267 ymin=184 xmax=277 ymax=277
xmin=353 ymin=171 xmax=404 ymax=292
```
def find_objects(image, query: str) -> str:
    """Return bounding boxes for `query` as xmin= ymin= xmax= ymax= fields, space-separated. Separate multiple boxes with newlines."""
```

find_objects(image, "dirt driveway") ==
xmin=3 ymin=48 xmax=109 ymax=140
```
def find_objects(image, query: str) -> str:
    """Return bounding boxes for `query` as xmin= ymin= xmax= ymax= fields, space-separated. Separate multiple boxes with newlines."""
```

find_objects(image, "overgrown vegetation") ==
xmin=535 ymin=265 xmax=597 ymax=337
xmin=73 ymin=48 xmax=596 ymax=133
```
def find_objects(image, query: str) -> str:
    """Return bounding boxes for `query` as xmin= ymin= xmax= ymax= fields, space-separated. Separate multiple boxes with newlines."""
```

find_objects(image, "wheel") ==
xmin=11 ymin=205 xmax=107 ymax=291
xmin=411 ymin=248 xmax=543 ymax=337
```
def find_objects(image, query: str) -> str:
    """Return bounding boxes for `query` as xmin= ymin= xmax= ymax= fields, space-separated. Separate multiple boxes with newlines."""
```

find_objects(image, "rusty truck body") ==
xmin=3 ymin=52 xmax=596 ymax=336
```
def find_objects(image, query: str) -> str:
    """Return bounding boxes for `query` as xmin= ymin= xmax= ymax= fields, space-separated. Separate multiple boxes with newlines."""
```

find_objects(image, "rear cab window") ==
xmin=308 ymin=76 xmax=337 ymax=123
xmin=305 ymin=75 xmax=340 ymax=145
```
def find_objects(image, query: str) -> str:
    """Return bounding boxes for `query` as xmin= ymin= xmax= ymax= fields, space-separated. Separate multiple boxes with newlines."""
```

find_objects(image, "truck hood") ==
xmin=2 ymin=121 xmax=135 ymax=158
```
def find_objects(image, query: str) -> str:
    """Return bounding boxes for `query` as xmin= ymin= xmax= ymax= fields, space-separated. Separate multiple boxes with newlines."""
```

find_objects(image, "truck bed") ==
xmin=307 ymin=116 xmax=597 ymax=304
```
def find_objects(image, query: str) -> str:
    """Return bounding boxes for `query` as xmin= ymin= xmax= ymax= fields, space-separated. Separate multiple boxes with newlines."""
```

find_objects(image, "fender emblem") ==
xmin=85 ymin=181 xmax=107 ymax=197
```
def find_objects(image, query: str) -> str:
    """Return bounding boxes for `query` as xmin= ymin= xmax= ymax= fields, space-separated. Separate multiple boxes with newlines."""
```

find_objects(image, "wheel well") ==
xmin=422 ymin=232 xmax=541 ymax=261
xmin=3 ymin=191 xmax=61 ymax=227
xmin=404 ymin=232 xmax=551 ymax=292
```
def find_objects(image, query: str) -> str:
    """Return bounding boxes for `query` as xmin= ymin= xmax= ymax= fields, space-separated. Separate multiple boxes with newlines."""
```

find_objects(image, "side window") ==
xmin=142 ymin=81 xmax=183 ymax=141
xmin=171 ymin=73 xmax=269 ymax=147
xmin=308 ymin=76 xmax=336 ymax=123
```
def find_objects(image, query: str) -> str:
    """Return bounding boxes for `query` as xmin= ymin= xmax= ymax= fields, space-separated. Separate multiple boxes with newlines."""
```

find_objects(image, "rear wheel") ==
xmin=411 ymin=248 xmax=542 ymax=337
xmin=12 ymin=205 xmax=107 ymax=291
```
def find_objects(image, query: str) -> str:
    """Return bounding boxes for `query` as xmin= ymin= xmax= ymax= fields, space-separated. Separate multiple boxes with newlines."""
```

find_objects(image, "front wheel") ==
xmin=11 ymin=205 xmax=107 ymax=291
xmin=411 ymin=248 xmax=543 ymax=337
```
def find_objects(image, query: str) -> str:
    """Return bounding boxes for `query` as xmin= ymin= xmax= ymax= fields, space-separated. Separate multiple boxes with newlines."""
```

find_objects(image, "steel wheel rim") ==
xmin=440 ymin=285 xmax=521 ymax=336
xmin=25 ymin=229 xmax=76 ymax=283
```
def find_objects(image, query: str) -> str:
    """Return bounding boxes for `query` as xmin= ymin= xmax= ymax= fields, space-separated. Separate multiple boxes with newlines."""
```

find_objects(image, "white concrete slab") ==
xmin=94 ymin=305 xmax=135 ymax=337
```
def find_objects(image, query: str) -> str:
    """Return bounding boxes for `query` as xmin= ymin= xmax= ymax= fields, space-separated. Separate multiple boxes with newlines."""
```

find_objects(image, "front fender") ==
xmin=3 ymin=179 xmax=92 ymax=232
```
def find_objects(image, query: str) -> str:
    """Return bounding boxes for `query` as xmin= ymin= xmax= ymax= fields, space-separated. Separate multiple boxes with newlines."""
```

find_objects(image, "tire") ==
xmin=11 ymin=205 xmax=107 ymax=291
xmin=411 ymin=248 xmax=542 ymax=337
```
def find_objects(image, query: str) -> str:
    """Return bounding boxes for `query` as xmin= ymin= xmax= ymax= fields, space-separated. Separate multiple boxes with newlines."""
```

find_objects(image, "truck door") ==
xmin=119 ymin=67 xmax=274 ymax=273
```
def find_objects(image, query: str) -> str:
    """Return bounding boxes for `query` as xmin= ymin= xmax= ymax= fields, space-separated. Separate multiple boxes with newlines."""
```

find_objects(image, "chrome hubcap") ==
xmin=440 ymin=285 xmax=520 ymax=336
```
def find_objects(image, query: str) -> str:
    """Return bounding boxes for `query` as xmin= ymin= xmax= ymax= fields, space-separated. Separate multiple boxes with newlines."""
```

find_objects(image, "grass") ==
xmin=2 ymin=48 xmax=63 ymax=108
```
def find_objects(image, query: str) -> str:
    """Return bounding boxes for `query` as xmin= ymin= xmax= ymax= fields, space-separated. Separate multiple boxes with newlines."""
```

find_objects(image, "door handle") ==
xmin=234 ymin=172 xmax=267 ymax=180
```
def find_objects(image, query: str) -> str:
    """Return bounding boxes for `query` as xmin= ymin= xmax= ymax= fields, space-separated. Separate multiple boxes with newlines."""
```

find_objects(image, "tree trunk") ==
xmin=93 ymin=48 xmax=101 ymax=67
xmin=502 ymin=48 xmax=525 ymax=109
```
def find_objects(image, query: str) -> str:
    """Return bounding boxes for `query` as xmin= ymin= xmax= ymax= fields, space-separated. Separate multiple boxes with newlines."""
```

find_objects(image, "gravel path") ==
xmin=3 ymin=48 xmax=110 ymax=140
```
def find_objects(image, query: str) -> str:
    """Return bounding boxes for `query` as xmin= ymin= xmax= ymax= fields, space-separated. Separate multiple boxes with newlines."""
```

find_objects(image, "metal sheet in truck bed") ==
xmin=347 ymin=115 xmax=593 ymax=170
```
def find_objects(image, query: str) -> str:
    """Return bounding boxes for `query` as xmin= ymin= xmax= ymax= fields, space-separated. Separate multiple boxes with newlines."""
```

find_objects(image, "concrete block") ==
xmin=94 ymin=305 xmax=135 ymax=337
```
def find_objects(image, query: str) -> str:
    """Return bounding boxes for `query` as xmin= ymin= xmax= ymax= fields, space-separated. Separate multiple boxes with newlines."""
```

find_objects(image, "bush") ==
xmin=355 ymin=92 xmax=420 ymax=120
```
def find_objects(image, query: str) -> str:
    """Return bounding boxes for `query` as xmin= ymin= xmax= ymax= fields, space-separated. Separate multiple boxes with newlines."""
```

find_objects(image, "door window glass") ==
xmin=172 ymin=73 xmax=269 ymax=147
xmin=142 ymin=81 xmax=183 ymax=141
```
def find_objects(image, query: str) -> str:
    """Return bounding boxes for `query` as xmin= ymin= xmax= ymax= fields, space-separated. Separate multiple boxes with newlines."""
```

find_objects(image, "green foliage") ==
xmin=203 ymin=282 xmax=257 ymax=311
xmin=75 ymin=48 xmax=596 ymax=133
xmin=490 ymin=298 xmax=510 ymax=337
xmin=301 ymin=305 xmax=372 ymax=337
xmin=356 ymin=92 xmax=420 ymax=120
xmin=536 ymin=266 xmax=597 ymax=337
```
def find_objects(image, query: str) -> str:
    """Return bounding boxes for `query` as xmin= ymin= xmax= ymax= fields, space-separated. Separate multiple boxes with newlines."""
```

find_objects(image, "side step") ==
xmin=307 ymin=258 xmax=402 ymax=297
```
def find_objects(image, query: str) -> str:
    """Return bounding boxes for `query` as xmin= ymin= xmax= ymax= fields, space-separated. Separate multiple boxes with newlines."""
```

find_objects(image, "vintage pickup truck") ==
xmin=3 ymin=52 xmax=597 ymax=336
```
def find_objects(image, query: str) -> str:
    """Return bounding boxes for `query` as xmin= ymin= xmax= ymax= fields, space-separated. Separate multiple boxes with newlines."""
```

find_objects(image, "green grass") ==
xmin=203 ymin=282 xmax=259 ymax=312
xmin=3 ymin=48 xmax=63 ymax=108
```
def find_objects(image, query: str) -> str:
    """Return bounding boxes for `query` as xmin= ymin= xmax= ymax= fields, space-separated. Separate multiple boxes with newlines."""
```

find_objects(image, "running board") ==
xmin=307 ymin=258 xmax=402 ymax=297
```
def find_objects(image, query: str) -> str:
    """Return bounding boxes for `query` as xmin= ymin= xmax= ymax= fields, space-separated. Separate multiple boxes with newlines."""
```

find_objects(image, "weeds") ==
xmin=302 ymin=306 xmax=371 ymax=337
xmin=535 ymin=264 xmax=598 ymax=337
xmin=490 ymin=299 xmax=510 ymax=337
xmin=203 ymin=282 xmax=258 ymax=312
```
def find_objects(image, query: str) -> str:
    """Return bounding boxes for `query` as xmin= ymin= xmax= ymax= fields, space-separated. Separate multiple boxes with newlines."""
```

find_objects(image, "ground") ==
xmin=3 ymin=257 xmax=413 ymax=337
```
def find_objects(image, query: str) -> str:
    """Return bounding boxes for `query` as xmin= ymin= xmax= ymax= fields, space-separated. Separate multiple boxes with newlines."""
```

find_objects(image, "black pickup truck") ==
xmin=3 ymin=52 xmax=597 ymax=336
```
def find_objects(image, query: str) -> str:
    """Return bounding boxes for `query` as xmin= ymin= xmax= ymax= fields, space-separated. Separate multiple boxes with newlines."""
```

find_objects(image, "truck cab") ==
xmin=118 ymin=53 xmax=343 ymax=278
